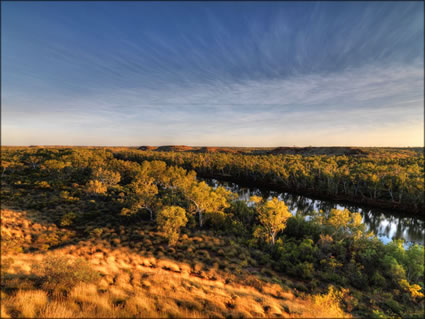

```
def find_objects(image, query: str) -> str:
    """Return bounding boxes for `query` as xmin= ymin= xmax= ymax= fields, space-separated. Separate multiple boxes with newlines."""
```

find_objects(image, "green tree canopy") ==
xmin=156 ymin=206 xmax=188 ymax=245
xmin=253 ymin=197 xmax=292 ymax=245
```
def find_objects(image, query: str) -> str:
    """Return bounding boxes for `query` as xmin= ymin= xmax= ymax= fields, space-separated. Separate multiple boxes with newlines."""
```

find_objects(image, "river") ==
xmin=202 ymin=178 xmax=425 ymax=246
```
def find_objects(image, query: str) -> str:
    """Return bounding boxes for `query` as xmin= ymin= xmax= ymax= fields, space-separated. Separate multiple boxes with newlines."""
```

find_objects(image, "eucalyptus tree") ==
xmin=121 ymin=173 xmax=159 ymax=220
xmin=183 ymin=181 xmax=234 ymax=228
xmin=251 ymin=196 xmax=292 ymax=245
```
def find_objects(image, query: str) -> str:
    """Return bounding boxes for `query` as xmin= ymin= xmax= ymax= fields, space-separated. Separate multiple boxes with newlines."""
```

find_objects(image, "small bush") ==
xmin=312 ymin=285 xmax=347 ymax=318
xmin=196 ymin=249 xmax=211 ymax=260
xmin=383 ymin=298 xmax=403 ymax=314
xmin=296 ymin=262 xmax=314 ymax=280
xmin=33 ymin=232 xmax=60 ymax=251
xmin=90 ymin=227 xmax=104 ymax=238
xmin=244 ymin=275 xmax=264 ymax=291
xmin=60 ymin=212 xmax=78 ymax=226
xmin=38 ymin=181 xmax=51 ymax=189
xmin=156 ymin=206 xmax=188 ymax=246
xmin=1 ymin=257 xmax=14 ymax=278
xmin=33 ymin=256 xmax=99 ymax=296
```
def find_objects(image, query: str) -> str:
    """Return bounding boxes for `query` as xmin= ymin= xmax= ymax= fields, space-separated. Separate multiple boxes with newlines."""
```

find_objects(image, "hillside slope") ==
xmin=1 ymin=208 xmax=349 ymax=318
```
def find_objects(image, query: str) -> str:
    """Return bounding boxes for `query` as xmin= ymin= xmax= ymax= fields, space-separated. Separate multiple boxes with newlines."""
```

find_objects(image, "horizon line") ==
xmin=1 ymin=144 xmax=424 ymax=149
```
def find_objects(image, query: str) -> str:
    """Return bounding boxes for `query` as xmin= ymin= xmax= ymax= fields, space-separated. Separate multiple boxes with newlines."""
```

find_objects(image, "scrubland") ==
xmin=1 ymin=208 xmax=348 ymax=318
xmin=1 ymin=147 xmax=423 ymax=318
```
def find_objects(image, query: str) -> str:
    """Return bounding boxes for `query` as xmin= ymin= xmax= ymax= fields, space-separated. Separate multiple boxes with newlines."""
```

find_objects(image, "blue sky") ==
xmin=2 ymin=1 xmax=424 ymax=146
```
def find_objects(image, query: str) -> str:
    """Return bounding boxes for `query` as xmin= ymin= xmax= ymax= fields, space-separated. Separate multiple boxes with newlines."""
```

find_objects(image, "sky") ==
xmin=2 ymin=1 xmax=424 ymax=147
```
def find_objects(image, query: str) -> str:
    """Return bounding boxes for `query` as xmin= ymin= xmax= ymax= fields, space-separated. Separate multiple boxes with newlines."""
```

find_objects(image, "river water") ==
xmin=203 ymin=178 xmax=425 ymax=246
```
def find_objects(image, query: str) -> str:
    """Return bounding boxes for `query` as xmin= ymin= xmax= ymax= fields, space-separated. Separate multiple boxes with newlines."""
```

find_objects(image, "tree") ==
xmin=156 ymin=206 xmax=188 ymax=245
xmin=405 ymin=244 xmax=424 ymax=283
xmin=85 ymin=168 xmax=121 ymax=197
xmin=253 ymin=197 xmax=292 ymax=245
xmin=86 ymin=180 xmax=107 ymax=196
xmin=183 ymin=181 xmax=232 ymax=228
xmin=122 ymin=174 xmax=158 ymax=220
xmin=27 ymin=156 xmax=41 ymax=169
xmin=322 ymin=209 xmax=366 ymax=239
xmin=92 ymin=167 xmax=121 ymax=187
xmin=1 ymin=160 xmax=11 ymax=177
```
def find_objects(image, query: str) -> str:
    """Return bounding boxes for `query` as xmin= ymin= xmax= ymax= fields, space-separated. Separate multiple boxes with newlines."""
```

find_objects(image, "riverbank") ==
xmin=197 ymin=173 xmax=424 ymax=219
xmin=200 ymin=176 xmax=425 ymax=246
xmin=113 ymin=149 xmax=424 ymax=219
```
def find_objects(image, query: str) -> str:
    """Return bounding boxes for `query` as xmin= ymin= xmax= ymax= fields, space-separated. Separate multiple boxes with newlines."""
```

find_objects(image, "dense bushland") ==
xmin=1 ymin=147 xmax=424 ymax=318
xmin=114 ymin=148 xmax=424 ymax=214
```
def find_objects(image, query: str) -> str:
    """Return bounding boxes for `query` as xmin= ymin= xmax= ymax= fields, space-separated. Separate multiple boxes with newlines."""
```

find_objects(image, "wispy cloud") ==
xmin=2 ymin=1 xmax=423 ymax=146
xmin=3 ymin=61 xmax=423 ymax=146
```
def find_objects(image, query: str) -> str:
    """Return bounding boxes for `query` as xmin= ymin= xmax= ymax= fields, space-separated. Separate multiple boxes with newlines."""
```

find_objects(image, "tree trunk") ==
xmin=199 ymin=211 xmax=204 ymax=228
xmin=389 ymin=190 xmax=394 ymax=202
xmin=191 ymin=200 xmax=203 ymax=228
xmin=145 ymin=207 xmax=153 ymax=221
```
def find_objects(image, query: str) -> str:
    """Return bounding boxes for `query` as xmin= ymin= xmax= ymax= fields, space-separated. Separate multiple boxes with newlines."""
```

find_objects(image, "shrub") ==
xmin=371 ymin=271 xmax=386 ymax=287
xmin=383 ymin=297 xmax=403 ymax=314
xmin=33 ymin=232 xmax=60 ymax=251
xmin=312 ymin=285 xmax=347 ymax=318
xmin=244 ymin=275 xmax=264 ymax=291
xmin=371 ymin=309 xmax=389 ymax=319
xmin=196 ymin=249 xmax=211 ymax=260
xmin=60 ymin=212 xmax=78 ymax=226
xmin=398 ymin=279 xmax=424 ymax=299
xmin=156 ymin=206 xmax=188 ymax=246
xmin=296 ymin=262 xmax=314 ymax=280
xmin=86 ymin=180 xmax=107 ymax=195
xmin=37 ymin=181 xmax=51 ymax=189
xmin=1 ymin=257 xmax=14 ymax=280
xmin=90 ymin=227 xmax=104 ymax=238
xmin=33 ymin=256 xmax=99 ymax=296
xmin=319 ymin=270 xmax=349 ymax=286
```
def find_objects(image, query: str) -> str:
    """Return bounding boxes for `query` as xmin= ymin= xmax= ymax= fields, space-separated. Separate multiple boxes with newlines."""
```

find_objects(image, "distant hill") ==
xmin=198 ymin=147 xmax=240 ymax=154
xmin=269 ymin=147 xmax=367 ymax=156
xmin=135 ymin=145 xmax=423 ymax=157
xmin=156 ymin=145 xmax=194 ymax=152
xmin=138 ymin=146 xmax=157 ymax=151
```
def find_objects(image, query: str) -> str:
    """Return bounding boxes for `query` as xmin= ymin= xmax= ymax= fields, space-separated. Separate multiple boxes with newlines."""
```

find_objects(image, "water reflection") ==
xmin=203 ymin=178 xmax=425 ymax=246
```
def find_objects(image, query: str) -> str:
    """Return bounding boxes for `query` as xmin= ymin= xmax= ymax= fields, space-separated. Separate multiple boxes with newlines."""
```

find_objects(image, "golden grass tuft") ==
xmin=0 ymin=304 xmax=10 ymax=318
xmin=7 ymin=289 xmax=48 ymax=318
xmin=69 ymin=283 xmax=99 ymax=303
xmin=38 ymin=301 xmax=76 ymax=318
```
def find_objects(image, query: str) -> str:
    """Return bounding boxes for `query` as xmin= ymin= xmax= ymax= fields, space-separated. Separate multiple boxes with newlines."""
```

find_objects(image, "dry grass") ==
xmin=1 ymin=208 xmax=349 ymax=318
xmin=38 ymin=301 xmax=77 ymax=318
xmin=3 ymin=290 xmax=48 ymax=318
xmin=1 ymin=209 xmax=75 ymax=254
